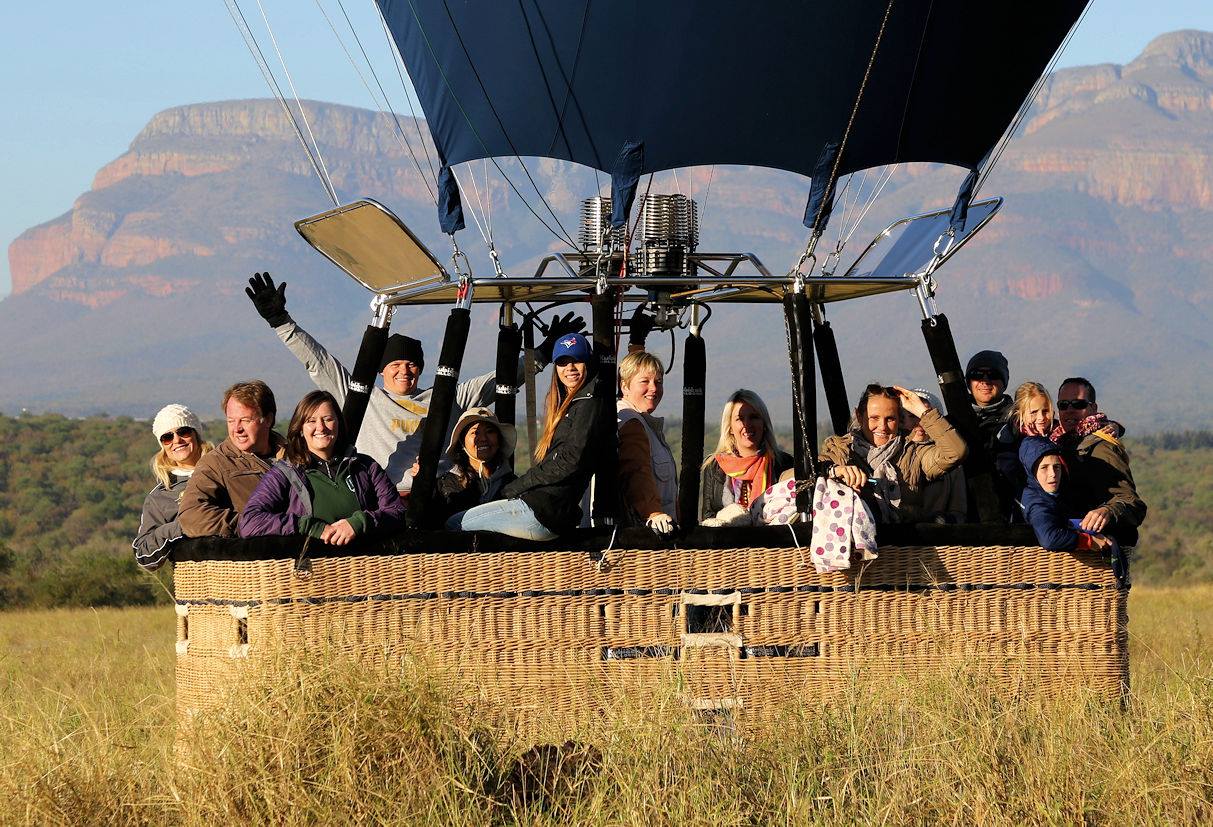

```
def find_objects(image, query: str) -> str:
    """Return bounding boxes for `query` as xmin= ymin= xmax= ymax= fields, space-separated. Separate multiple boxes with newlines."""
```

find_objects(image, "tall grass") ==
xmin=2 ymin=590 xmax=1212 ymax=825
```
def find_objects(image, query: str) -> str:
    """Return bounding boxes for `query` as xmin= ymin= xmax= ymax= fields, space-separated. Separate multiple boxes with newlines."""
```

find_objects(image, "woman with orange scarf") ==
xmin=700 ymin=389 xmax=794 ymax=521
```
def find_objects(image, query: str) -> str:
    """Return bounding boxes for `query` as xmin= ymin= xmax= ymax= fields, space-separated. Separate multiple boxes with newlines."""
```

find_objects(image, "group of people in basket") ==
xmin=133 ymin=274 xmax=1146 ymax=572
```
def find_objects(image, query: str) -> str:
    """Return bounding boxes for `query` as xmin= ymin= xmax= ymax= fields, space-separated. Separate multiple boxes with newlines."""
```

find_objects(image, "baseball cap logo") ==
xmin=561 ymin=337 xmax=578 ymax=348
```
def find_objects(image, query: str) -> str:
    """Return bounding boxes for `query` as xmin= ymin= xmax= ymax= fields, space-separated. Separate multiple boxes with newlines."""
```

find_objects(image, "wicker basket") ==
xmin=172 ymin=530 xmax=1129 ymax=731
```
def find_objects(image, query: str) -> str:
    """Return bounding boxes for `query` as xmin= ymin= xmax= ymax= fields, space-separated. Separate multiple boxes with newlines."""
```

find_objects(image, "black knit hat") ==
xmin=379 ymin=334 xmax=425 ymax=371
xmin=965 ymin=350 xmax=1009 ymax=385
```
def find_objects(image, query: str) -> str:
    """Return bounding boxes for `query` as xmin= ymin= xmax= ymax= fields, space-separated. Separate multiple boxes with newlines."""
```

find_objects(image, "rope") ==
xmin=374 ymin=0 xmax=440 ymax=187
xmin=314 ymin=0 xmax=437 ymax=204
xmin=402 ymin=0 xmax=581 ymax=249
xmin=808 ymin=0 xmax=897 ymax=234
xmin=975 ymin=0 xmax=1092 ymax=197
xmin=253 ymin=0 xmax=341 ymax=206
xmin=223 ymin=0 xmax=340 ymax=207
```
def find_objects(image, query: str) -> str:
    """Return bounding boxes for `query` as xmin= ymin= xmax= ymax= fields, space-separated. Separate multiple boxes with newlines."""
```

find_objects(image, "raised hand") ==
xmin=627 ymin=304 xmax=656 ymax=346
xmin=245 ymin=272 xmax=290 ymax=327
xmin=537 ymin=311 xmax=587 ymax=363
xmin=894 ymin=385 xmax=929 ymax=418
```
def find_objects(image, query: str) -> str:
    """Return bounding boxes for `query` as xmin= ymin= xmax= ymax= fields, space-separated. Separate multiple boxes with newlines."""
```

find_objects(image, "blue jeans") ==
xmin=446 ymin=498 xmax=558 ymax=541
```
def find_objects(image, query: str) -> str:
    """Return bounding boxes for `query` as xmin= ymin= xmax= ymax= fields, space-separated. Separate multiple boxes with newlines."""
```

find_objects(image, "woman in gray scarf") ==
xmin=819 ymin=384 xmax=967 ymax=523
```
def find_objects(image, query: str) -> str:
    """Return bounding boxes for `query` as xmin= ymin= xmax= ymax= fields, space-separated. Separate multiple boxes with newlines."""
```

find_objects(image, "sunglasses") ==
xmin=967 ymin=370 xmax=1000 ymax=382
xmin=160 ymin=427 xmax=195 ymax=444
xmin=1056 ymin=399 xmax=1091 ymax=411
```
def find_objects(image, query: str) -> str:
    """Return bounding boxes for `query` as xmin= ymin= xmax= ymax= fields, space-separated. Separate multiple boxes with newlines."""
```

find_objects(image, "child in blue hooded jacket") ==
xmin=1018 ymin=436 xmax=1110 ymax=552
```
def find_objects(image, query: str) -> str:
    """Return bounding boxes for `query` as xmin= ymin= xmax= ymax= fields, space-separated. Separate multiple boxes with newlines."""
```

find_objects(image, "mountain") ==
xmin=4 ymin=31 xmax=1213 ymax=429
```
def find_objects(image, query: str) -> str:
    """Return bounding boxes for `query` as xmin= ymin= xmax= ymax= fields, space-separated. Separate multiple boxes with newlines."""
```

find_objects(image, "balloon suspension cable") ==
xmin=223 ymin=0 xmax=340 ymax=207
xmin=373 ymin=0 xmax=440 ymax=185
xmin=317 ymin=0 xmax=437 ymax=204
xmin=409 ymin=0 xmax=581 ymax=250
xmin=975 ymin=1 xmax=1091 ymax=199
xmin=796 ymin=0 xmax=895 ymax=277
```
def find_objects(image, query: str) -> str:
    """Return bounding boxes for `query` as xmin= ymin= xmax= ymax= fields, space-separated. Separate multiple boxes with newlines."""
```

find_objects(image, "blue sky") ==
xmin=1 ymin=0 xmax=1211 ymax=297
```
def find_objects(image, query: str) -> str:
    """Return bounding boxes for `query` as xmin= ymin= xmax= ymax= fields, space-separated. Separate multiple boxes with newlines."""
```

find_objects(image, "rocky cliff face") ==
xmin=4 ymin=34 xmax=1213 ymax=428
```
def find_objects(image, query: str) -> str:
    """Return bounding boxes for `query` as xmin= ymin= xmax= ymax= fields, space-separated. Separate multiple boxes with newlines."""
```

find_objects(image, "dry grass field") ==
xmin=1 ymin=587 xmax=1211 ymax=825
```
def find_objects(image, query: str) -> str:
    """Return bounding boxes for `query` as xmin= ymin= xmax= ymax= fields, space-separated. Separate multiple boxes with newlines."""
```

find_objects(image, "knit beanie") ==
xmin=152 ymin=404 xmax=203 ymax=440
xmin=965 ymin=350 xmax=1009 ymax=385
xmin=910 ymin=388 xmax=943 ymax=412
xmin=379 ymin=334 xmax=425 ymax=370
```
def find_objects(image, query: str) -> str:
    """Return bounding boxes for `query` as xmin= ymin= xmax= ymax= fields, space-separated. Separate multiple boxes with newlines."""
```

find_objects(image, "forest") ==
xmin=0 ymin=412 xmax=1208 ymax=607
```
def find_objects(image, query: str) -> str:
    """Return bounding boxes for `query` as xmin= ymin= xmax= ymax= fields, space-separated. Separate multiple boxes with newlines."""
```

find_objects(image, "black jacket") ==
xmin=436 ymin=460 xmax=516 ymax=523
xmin=699 ymin=449 xmax=795 ymax=521
xmin=501 ymin=378 xmax=602 ymax=532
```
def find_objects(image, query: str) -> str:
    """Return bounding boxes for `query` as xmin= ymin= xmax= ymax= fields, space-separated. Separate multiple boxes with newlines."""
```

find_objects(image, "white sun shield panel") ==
xmin=842 ymin=197 xmax=1002 ymax=280
xmin=294 ymin=199 xmax=447 ymax=296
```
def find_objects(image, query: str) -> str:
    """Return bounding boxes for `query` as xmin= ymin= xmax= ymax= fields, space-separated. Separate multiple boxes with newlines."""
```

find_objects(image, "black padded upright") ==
xmin=342 ymin=324 xmax=390 ymax=444
xmin=679 ymin=330 xmax=707 ymax=528
xmin=406 ymin=307 xmax=471 ymax=529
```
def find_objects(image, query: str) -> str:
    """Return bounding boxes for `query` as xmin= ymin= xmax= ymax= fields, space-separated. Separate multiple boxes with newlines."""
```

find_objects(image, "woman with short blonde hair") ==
xmin=617 ymin=351 xmax=678 ymax=534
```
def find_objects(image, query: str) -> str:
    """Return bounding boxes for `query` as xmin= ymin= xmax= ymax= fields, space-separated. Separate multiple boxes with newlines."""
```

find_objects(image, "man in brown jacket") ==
xmin=1055 ymin=377 xmax=1146 ymax=545
xmin=179 ymin=380 xmax=287 ymax=538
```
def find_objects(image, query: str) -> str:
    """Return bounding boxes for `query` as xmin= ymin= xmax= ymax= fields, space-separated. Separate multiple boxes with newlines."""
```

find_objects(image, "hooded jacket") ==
xmin=1017 ymin=436 xmax=1097 ymax=552
xmin=500 ymin=375 xmax=602 ymax=532
xmin=237 ymin=451 xmax=405 ymax=539
xmin=179 ymin=433 xmax=288 ymax=537
xmin=1058 ymin=419 xmax=1146 ymax=545
xmin=818 ymin=408 xmax=968 ymax=523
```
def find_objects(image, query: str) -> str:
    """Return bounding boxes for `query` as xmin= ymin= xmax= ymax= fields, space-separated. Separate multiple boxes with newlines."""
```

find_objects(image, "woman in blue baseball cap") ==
xmin=447 ymin=332 xmax=600 ymax=540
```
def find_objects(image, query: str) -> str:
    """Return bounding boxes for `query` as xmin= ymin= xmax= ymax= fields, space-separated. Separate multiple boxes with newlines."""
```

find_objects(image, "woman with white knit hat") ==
xmin=132 ymin=404 xmax=212 ymax=570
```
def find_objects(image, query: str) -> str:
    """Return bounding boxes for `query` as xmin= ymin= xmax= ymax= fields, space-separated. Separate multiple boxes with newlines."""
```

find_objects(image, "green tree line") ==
xmin=0 ymin=412 xmax=1208 ymax=607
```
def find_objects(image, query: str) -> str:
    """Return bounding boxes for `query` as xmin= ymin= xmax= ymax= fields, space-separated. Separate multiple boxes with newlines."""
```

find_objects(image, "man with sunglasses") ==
xmin=1055 ymin=378 xmax=1146 ymax=544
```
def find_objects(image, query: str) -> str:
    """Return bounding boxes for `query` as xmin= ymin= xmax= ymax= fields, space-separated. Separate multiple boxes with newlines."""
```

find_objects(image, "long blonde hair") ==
xmin=702 ymin=389 xmax=779 ymax=469
xmin=150 ymin=430 xmax=213 ymax=489
xmin=1011 ymin=381 xmax=1053 ymax=431
xmin=534 ymin=367 xmax=589 ymax=461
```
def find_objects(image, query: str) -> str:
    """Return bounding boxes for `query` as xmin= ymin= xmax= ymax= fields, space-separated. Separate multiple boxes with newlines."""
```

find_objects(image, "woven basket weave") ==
xmin=173 ymin=542 xmax=1128 ymax=729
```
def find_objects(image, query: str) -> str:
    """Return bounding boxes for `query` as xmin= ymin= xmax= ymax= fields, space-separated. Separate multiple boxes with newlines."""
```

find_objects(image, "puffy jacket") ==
xmin=1058 ymin=423 xmax=1146 ymax=545
xmin=500 ymin=377 xmax=602 ymax=533
xmin=818 ymin=408 xmax=968 ymax=523
xmin=1018 ymin=436 xmax=1095 ymax=552
xmin=238 ymin=452 xmax=405 ymax=539
xmin=132 ymin=475 xmax=188 ymax=571
xmin=179 ymin=434 xmax=287 ymax=537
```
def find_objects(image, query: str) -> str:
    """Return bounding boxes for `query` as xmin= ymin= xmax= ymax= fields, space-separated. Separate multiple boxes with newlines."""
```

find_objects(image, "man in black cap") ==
xmin=965 ymin=349 xmax=1013 ymax=458
xmin=246 ymin=273 xmax=580 ymax=495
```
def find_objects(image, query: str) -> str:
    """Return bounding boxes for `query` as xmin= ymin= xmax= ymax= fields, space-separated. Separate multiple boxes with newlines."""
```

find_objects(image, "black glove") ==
xmin=537 ymin=311 xmax=587 ymax=364
xmin=245 ymin=272 xmax=291 ymax=327
xmin=627 ymin=304 xmax=656 ymax=347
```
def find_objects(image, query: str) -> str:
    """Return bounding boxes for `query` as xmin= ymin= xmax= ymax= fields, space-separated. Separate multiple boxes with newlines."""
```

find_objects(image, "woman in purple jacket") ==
xmin=238 ymin=390 xmax=405 ymax=544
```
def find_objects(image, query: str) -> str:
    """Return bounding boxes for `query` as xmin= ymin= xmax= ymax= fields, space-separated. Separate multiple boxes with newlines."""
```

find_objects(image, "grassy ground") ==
xmin=1 ymin=588 xmax=1211 ymax=825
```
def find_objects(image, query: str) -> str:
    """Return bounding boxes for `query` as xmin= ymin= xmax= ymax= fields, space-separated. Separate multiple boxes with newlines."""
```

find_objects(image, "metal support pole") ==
xmin=920 ymin=313 xmax=1000 ymax=522
xmin=783 ymin=293 xmax=806 ymax=489
xmin=342 ymin=296 xmax=393 ymax=445
xmin=679 ymin=326 xmax=707 ymax=528
xmin=812 ymin=314 xmax=851 ymax=436
xmin=407 ymin=302 xmax=472 ymax=529
xmin=590 ymin=290 xmax=618 ymax=527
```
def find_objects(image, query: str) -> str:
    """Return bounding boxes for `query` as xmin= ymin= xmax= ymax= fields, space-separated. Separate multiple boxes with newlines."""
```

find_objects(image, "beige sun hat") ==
xmin=445 ymin=407 xmax=516 ymax=463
